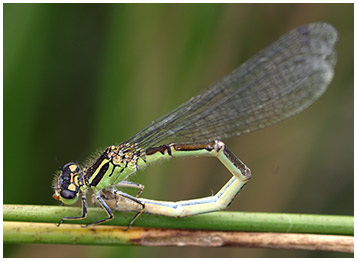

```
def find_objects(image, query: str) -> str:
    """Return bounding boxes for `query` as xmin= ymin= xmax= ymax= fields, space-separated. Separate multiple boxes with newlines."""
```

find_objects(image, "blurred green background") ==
xmin=4 ymin=3 xmax=353 ymax=258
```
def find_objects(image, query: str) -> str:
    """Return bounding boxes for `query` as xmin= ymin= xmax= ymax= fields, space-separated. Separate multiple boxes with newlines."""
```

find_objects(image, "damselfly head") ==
xmin=53 ymin=162 xmax=81 ymax=205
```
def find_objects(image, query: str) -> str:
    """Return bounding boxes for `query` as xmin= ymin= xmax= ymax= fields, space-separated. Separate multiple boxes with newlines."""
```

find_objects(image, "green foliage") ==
xmin=4 ymin=3 xmax=353 ymax=258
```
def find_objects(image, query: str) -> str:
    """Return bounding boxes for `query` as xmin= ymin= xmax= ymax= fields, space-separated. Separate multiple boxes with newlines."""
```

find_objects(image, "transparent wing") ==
xmin=125 ymin=23 xmax=338 ymax=149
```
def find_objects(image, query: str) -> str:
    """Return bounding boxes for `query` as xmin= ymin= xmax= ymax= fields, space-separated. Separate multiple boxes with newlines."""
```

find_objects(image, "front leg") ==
xmin=57 ymin=194 xmax=88 ymax=226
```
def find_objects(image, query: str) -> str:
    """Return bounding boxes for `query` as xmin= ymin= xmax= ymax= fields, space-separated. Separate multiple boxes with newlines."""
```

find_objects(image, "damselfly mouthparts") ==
xmin=53 ymin=23 xmax=338 ymax=228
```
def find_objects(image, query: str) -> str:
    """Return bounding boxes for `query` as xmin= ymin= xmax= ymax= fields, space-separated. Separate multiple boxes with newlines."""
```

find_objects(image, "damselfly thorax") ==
xmin=83 ymin=144 xmax=143 ymax=191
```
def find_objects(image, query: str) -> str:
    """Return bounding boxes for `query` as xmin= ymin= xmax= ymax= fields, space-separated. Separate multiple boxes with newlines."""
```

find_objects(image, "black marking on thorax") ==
xmin=85 ymin=151 xmax=108 ymax=182
xmin=85 ymin=147 xmax=113 ymax=187
xmin=89 ymin=162 xmax=109 ymax=187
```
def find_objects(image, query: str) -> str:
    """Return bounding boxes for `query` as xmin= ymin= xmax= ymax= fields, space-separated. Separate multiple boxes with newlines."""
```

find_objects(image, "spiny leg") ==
xmin=116 ymin=180 xmax=145 ymax=197
xmin=57 ymin=194 xmax=88 ymax=226
xmin=113 ymin=190 xmax=145 ymax=230
xmin=83 ymin=193 xmax=114 ymax=226
xmin=95 ymin=181 xmax=144 ymax=215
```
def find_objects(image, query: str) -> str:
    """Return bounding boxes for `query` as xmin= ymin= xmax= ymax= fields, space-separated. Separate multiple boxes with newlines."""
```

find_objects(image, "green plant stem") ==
xmin=3 ymin=205 xmax=354 ymax=252
xmin=4 ymin=204 xmax=353 ymax=235
xmin=3 ymin=221 xmax=354 ymax=253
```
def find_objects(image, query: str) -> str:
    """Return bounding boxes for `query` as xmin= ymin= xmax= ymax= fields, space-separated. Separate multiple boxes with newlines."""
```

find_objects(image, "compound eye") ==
xmin=60 ymin=189 xmax=77 ymax=199
xmin=62 ymin=162 xmax=80 ymax=174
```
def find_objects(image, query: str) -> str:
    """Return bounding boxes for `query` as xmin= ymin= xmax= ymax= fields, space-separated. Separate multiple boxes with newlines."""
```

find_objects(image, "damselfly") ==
xmin=53 ymin=23 xmax=338 ymax=228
